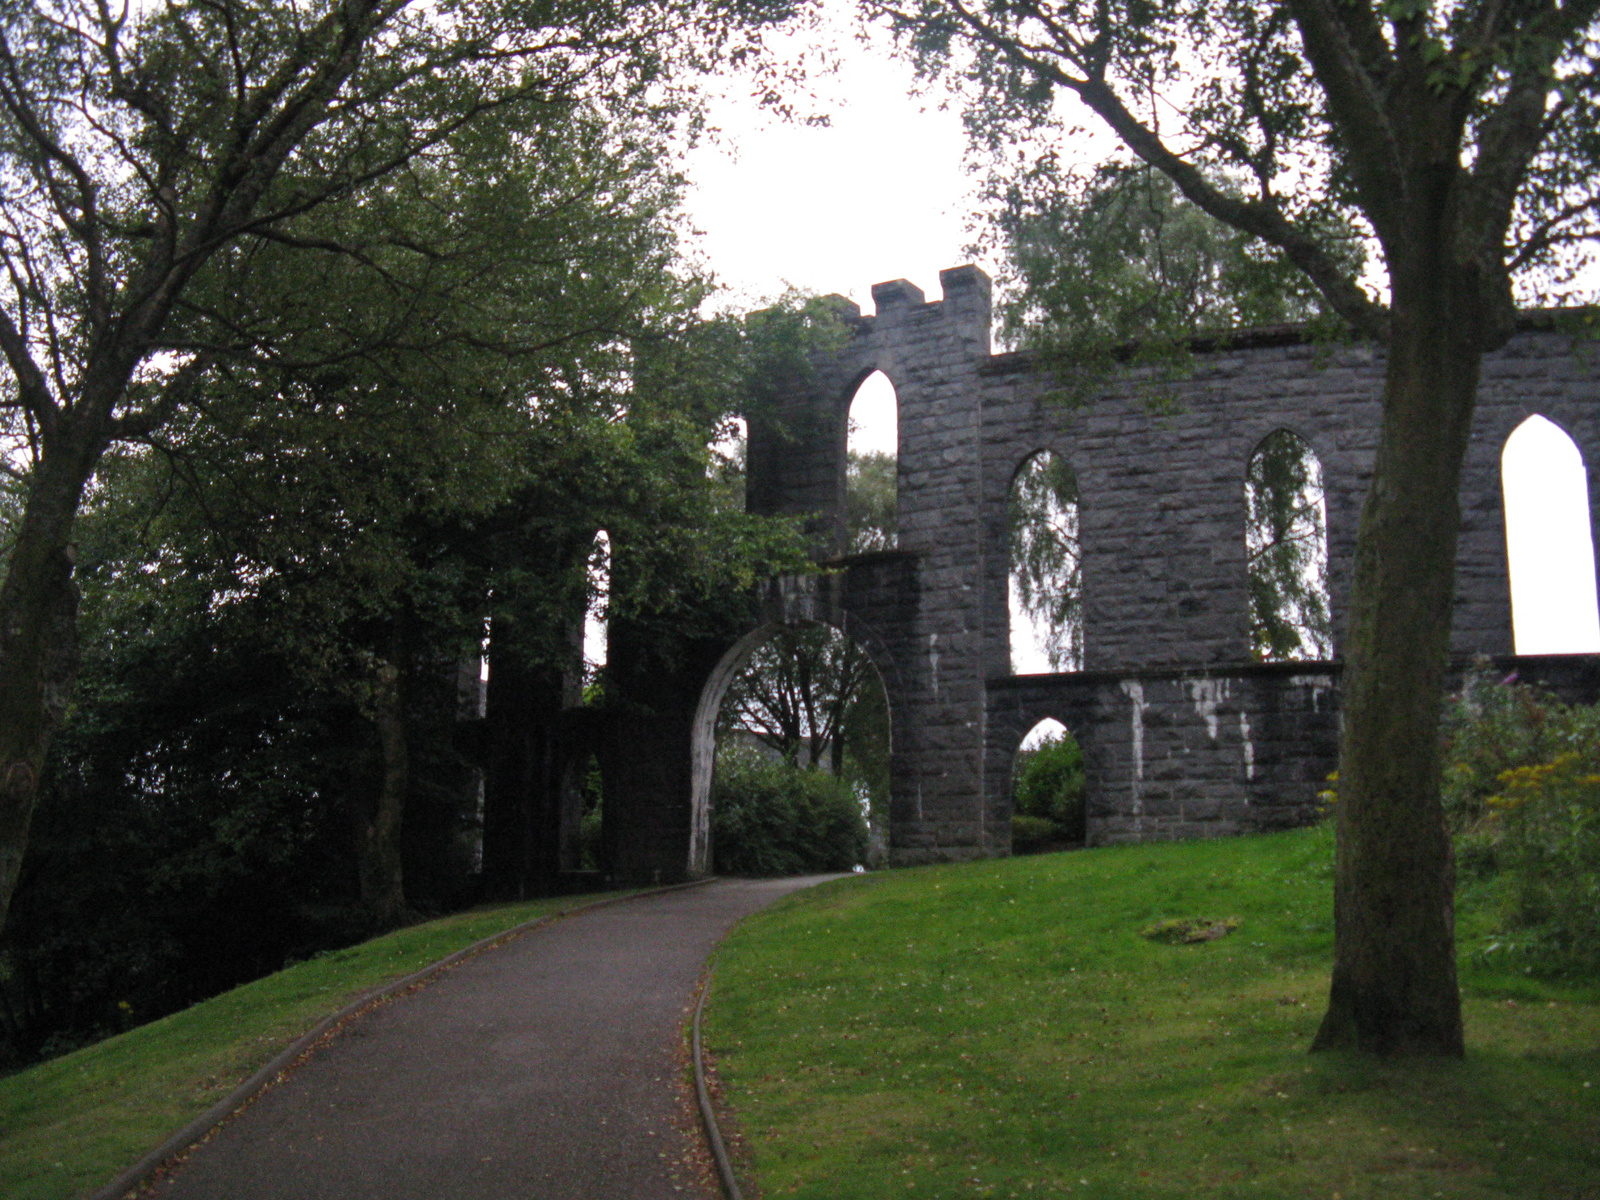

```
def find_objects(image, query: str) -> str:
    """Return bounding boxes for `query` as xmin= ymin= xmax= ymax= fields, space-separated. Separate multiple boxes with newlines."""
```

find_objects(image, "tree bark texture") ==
xmin=0 ymin=442 xmax=99 ymax=933
xmin=1312 ymin=271 xmax=1479 ymax=1056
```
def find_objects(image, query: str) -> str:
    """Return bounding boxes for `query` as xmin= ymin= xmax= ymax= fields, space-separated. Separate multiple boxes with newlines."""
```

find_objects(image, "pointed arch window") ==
xmin=1501 ymin=415 xmax=1600 ymax=653
xmin=847 ymin=371 xmax=898 ymax=552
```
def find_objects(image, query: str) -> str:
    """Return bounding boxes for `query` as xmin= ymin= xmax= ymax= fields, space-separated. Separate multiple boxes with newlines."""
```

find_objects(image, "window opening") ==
xmin=1244 ymin=430 xmax=1333 ymax=661
xmin=847 ymin=371 xmax=897 ymax=552
xmin=1012 ymin=718 xmax=1085 ymax=852
xmin=1501 ymin=415 xmax=1600 ymax=653
xmin=583 ymin=530 xmax=610 ymax=681
xmin=708 ymin=622 xmax=889 ymax=872
xmin=1009 ymin=451 xmax=1082 ymax=672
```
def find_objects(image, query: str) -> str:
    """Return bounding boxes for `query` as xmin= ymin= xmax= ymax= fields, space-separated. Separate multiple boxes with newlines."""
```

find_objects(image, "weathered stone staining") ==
xmin=734 ymin=264 xmax=1600 ymax=865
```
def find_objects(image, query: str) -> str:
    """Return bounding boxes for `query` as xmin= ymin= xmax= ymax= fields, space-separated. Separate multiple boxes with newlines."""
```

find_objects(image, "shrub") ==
xmin=1012 ymin=731 xmax=1086 ymax=849
xmin=711 ymin=748 xmax=868 ymax=876
xmin=1442 ymin=671 xmax=1576 ymax=835
xmin=1442 ymin=671 xmax=1600 ymax=972
xmin=1484 ymin=753 xmax=1600 ymax=970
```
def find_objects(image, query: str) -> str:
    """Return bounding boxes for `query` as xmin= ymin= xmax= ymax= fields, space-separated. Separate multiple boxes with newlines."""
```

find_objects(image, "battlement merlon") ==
xmin=836 ymin=266 xmax=993 ymax=360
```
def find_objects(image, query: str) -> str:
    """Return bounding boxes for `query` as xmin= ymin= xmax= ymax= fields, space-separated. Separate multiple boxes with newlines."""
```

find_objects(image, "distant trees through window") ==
xmin=847 ymin=371 xmax=897 ymax=553
xmin=1244 ymin=430 xmax=1333 ymax=662
xmin=1009 ymin=451 xmax=1082 ymax=673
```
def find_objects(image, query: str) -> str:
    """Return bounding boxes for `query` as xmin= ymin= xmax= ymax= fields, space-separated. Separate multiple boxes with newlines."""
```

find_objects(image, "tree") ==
xmin=0 ymin=0 xmax=792 ymax=933
xmin=1247 ymin=429 xmax=1335 ymax=662
xmin=133 ymin=95 xmax=708 ymax=923
xmin=720 ymin=623 xmax=878 ymax=773
xmin=846 ymin=449 xmax=898 ymax=552
xmin=886 ymin=0 xmax=1600 ymax=1055
xmin=989 ymin=164 xmax=1347 ymax=391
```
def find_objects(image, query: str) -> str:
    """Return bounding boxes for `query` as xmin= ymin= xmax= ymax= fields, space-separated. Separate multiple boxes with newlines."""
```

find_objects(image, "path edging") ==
xmin=692 ymin=967 xmax=744 ymax=1200
xmin=90 ymin=878 xmax=716 ymax=1200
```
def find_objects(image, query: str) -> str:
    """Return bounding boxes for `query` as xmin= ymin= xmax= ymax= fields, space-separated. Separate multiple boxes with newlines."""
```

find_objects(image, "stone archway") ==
xmin=687 ymin=615 xmax=894 ymax=876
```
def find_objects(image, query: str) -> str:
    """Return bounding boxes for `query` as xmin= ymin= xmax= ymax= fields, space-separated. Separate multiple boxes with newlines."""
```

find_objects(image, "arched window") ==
xmin=1501 ymin=415 xmax=1600 ymax=653
xmin=583 ymin=530 xmax=610 ymax=679
xmin=1244 ymin=430 xmax=1333 ymax=661
xmin=1008 ymin=451 xmax=1082 ymax=672
xmin=1012 ymin=718 xmax=1085 ymax=851
xmin=847 ymin=371 xmax=897 ymax=552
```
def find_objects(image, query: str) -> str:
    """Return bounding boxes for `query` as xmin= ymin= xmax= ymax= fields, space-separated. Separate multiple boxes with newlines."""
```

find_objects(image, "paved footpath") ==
xmin=147 ymin=877 xmax=834 ymax=1200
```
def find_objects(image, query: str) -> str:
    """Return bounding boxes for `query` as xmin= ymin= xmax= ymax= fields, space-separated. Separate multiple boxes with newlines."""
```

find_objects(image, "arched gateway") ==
xmin=488 ymin=267 xmax=1600 ymax=888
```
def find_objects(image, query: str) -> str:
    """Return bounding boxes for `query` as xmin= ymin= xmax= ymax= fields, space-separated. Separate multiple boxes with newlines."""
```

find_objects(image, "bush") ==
xmin=1442 ymin=672 xmax=1577 ymax=836
xmin=1443 ymin=671 xmax=1600 ymax=972
xmin=1012 ymin=731 xmax=1086 ymax=849
xmin=1483 ymin=753 xmax=1600 ymax=970
xmin=712 ymin=748 xmax=868 ymax=876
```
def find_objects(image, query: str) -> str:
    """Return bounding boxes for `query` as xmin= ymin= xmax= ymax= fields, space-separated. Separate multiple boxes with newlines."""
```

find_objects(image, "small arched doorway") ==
xmin=1010 ymin=718 xmax=1085 ymax=853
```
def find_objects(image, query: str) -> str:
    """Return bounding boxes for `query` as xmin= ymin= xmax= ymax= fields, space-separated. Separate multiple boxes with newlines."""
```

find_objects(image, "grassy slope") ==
xmin=706 ymin=827 xmax=1600 ymax=1200
xmin=0 ymin=891 xmax=631 ymax=1200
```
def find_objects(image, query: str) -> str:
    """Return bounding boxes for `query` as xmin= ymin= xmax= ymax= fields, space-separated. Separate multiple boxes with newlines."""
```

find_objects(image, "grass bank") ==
xmin=0 ymin=890 xmax=633 ymax=1200
xmin=705 ymin=826 xmax=1600 ymax=1199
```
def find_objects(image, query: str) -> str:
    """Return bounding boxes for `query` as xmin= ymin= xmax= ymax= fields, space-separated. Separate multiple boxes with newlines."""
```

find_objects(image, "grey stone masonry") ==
xmin=734 ymin=270 xmax=1600 ymax=861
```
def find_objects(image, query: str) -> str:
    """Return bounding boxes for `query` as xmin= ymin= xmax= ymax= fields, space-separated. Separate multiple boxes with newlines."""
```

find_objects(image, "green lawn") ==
xmin=0 ymin=890 xmax=634 ymax=1200
xmin=703 ymin=826 xmax=1600 ymax=1200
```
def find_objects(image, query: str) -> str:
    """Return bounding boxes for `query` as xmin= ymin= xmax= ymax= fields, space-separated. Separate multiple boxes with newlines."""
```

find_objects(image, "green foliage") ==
xmin=1245 ymin=430 xmax=1334 ymax=662
xmin=840 ymin=667 xmax=892 ymax=848
xmin=1442 ymin=672 xmax=1576 ymax=834
xmin=1012 ymin=729 xmax=1085 ymax=846
xmin=0 ymin=463 xmax=487 ymax=1066
xmin=1486 ymin=754 xmax=1600 ymax=971
xmin=987 ymin=165 xmax=1346 ymax=395
xmin=0 ymin=62 xmax=814 ymax=1062
xmin=736 ymin=293 xmax=855 ymax=435
xmin=1007 ymin=452 xmax=1081 ymax=671
xmin=706 ymin=827 xmax=1600 ymax=1197
xmin=711 ymin=746 xmax=868 ymax=876
xmin=845 ymin=450 xmax=897 ymax=553
xmin=1443 ymin=672 xmax=1600 ymax=973
xmin=718 ymin=623 xmax=880 ymax=771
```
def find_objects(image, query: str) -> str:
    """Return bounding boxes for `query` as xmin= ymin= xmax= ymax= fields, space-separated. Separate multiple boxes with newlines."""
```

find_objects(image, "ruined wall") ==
xmin=740 ymin=268 xmax=1600 ymax=858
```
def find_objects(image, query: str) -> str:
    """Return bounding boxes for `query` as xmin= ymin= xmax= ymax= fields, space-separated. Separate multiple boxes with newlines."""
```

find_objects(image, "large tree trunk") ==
xmin=1312 ymin=269 xmax=1479 ymax=1056
xmin=0 ymin=443 xmax=99 ymax=933
xmin=356 ymin=657 xmax=409 ymax=926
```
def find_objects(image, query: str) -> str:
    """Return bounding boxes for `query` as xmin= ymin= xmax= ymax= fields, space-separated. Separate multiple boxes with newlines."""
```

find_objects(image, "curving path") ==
xmin=144 ymin=876 xmax=834 ymax=1200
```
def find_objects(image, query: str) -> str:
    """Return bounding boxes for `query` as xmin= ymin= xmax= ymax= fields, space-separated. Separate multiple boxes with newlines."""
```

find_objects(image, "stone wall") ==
xmin=732 ymin=268 xmax=1600 ymax=863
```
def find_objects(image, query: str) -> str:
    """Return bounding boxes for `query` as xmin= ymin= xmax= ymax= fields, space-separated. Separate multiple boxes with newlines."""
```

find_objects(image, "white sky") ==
xmin=676 ymin=8 xmax=1600 ymax=658
xmin=1503 ymin=416 xmax=1600 ymax=653
xmin=680 ymin=10 xmax=980 ymax=314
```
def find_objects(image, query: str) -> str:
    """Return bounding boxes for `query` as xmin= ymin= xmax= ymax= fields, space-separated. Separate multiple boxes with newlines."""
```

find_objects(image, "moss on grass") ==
xmin=0 ymin=891 xmax=630 ymax=1200
xmin=706 ymin=826 xmax=1600 ymax=1199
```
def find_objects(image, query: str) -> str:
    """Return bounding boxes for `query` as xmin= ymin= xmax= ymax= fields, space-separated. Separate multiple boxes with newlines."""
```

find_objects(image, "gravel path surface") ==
xmin=147 ymin=876 xmax=833 ymax=1200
